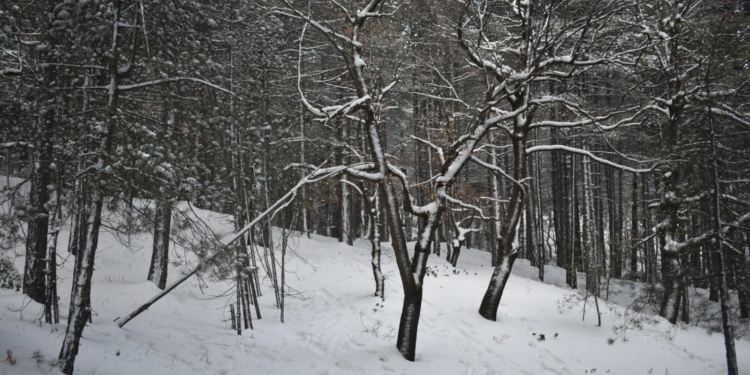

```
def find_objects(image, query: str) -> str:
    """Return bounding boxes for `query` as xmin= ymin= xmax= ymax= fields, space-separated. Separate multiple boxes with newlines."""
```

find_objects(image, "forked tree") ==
xmin=273 ymin=0 xmax=534 ymax=360
xmin=448 ymin=0 xmax=654 ymax=321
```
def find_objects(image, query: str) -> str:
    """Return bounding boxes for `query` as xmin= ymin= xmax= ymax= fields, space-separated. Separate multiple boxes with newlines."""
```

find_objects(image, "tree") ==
xmin=451 ymin=0 xmax=648 ymax=321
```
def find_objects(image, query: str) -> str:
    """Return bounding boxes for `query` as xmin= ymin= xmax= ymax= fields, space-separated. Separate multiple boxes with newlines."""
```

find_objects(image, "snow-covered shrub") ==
xmin=0 ymin=256 xmax=21 ymax=291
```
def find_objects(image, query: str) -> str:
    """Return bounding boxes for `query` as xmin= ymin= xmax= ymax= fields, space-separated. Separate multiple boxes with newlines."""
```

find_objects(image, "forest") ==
xmin=1 ymin=0 xmax=750 ymax=374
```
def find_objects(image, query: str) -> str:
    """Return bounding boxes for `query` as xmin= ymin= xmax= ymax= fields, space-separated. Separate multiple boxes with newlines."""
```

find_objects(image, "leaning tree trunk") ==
xmin=380 ymin=179 xmax=422 ymax=360
xmin=479 ymin=133 xmax=527 ymax=321
xmin=380 ymin=177 xmax=442 ymax=361
xmin=59 ymin=2 xmax=121 ymax=373
xmin=59 ymin=173 xmax=107 ymax=375
xmin=478 ymin=236 xmax=519 ymax=321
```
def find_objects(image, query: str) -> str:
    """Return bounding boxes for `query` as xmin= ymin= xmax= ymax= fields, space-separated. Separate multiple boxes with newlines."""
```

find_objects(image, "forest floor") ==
xmin=1 ymin=202 xmax=748 ymax=375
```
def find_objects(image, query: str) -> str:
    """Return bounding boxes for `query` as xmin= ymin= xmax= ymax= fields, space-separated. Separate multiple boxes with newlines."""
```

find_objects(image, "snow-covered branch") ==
xmin=526 ymin=145 xmax=654 ymax=173
xmin=411 ymin=135 xmax=445 ymax=164
xmin=470 ymin=155 xmax=522 ymax=187
xmin=0 ymin=142 xmax=34 ymax=149
xmin=445 ymin=194 xmax=489 ymax=220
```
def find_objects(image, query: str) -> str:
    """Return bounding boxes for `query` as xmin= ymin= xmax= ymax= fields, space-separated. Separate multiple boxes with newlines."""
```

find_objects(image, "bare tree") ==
xmin=452 ymin=0 xmax=651 ymax=321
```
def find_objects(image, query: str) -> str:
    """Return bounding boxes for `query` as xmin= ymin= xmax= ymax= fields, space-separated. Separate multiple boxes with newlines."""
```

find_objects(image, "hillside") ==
xmin=0 ymin=205 xmax=748 ymax=375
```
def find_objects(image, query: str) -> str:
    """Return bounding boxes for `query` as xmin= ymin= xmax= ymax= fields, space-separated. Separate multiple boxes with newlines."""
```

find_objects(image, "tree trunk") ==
xmin=380 ymin=179 xmax=422 ymax=361
xmin=479 ymin=243 xmax=518 ymax=320
xmin=23 ymin=41 xmax=57 ymax=304
xmin=582 ymin=144 xmax=600 ymax=297
xmin=59 ymin=176 xmax=106 ymax=375
xmin=397 ymin=286 xmax=423 ymax=361
xmin=45 ymin=170 xmax=62 ymax=325
xmin=361 ymin=182 xmax=384 ymax=299
xmin=59 ymin=3 xmax=121 ymax=371
xmin=490 ymin=144 xmax=501 ymax=266
xmin=708 ymin=114 xmax=739 ymax=375
xmin=738 ymin=230 xmax=750 ymax=319
xmin=615 ymin=167 xmax=624 ymax=278
xmin=148 ymin=199 xmax=171 ymax=290
xmin=630 ymin=174 xmax=638 ymax=277
xmin=479 ymin=133 xmax=526 ymax=321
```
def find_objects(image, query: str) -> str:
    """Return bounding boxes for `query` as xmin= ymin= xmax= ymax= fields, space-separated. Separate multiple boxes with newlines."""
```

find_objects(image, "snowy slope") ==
xmin=0 ymin=206 xmax=748 ymax=375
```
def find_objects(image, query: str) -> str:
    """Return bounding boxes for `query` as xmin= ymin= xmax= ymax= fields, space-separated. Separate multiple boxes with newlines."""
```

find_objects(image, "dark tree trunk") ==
xmin=444 ymin=218 xmax=453 ymax=263
xmin=59 ymin=2 xmax=121 ymax=372
xmin=23 ymin=41 xmax=57 ymax=304
xmin=566 ymin=150 xmax=578 ymax=288
xmin=479 ymin=241 xmax=518 ymax=320
xmin=534 ymin=148 xmax=545 ymax=282
xmin=380 ymin=179 xmax=427 ymax=361
xmin=573 ymin=154 xmax=583 ymax=274
xmin=397 ymin=286 xmax=423 ymax=361
xmin=450 ymin=235 xmax=462 ymax=267
xmin=739 ymin=231 xmax=750 ymax=319
xmin=643 ymin=175 xmax=656 ymax=283
xmin=479 ymin=133 xmax=526 ymax=321
xmin=148 ymin=200 xmax=171 ymax=290
xmin=59 ymin=176 xmax=106 ymax=375
xmin=23 ymin=130 xmax=52 ymax=303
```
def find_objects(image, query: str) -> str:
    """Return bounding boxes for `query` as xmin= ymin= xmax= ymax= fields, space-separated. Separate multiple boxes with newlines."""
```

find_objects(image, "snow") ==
xmin=354 ymin=55 xmax=366 ymax=68
xmin=1 ymin=203 xmax=748 ymax=375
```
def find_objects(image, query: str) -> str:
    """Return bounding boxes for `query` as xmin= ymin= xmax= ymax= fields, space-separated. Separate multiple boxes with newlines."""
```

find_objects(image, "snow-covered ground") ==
xmin=1 ymin=204 xmax=748 ymax=375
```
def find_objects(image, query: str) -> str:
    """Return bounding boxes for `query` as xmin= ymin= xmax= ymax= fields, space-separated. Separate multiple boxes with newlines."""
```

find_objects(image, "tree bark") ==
xmin=23 ymin=8 xmax=59 ymax=303
xmin=148 ymin=199 xmax=171 ymax=290
xmin=479 ymin=133 xmax=526 ymax=321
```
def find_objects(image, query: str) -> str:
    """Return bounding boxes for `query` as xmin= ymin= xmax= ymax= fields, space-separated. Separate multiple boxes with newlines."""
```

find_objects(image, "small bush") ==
xmin=0 ymin=257 xmax=21 ymax=292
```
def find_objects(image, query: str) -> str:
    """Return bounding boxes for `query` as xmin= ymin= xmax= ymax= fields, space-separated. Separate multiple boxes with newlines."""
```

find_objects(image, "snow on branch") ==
xmin=721 ymin=194 xmax=750 ymax=207
xmin=0 ymin=47 xmax=23 ymax=76
xmin=340 ymin=179 xmax=364 ymax=195
xmin=286 ymin=161 xmax=383 ymax=183
xmin=526 ymin=145 xmax=654 ymax=173
xmin=39 ymin=63 xmax=106 ymax=70
xmin=0 ymin=142 xmax=34 ymax=149
xmin=411 ymin=135 xmax=445 ymax=164
xmin=721 ymin=212 xmax=750 ymax=238
xmin=276 ymin=0 xmax=391 ymax=50
xmin=0 ymin=66 xmax=22 ymax=76
xmin=528 ymin=98 xmax=642 ymax=131
xmin=470 ymin=155 xmax=523 ymax=187
xmin=82 ymin=77 xmax=239 ymax=99
xmin=708 ymin=107 xmax=750 ymax=128
xmin=665 ymin=211 xmax=750 ymax=256
xmin=445 ymin=194 xmax=489 ymax=220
